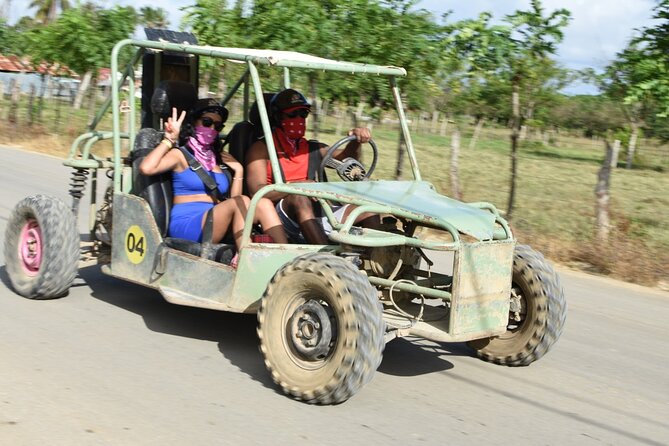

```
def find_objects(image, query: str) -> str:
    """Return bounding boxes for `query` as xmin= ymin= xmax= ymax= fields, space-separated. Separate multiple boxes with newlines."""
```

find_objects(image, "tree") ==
xmin=445 ymin=1 xmax=570 ymax=219
xmin=548 ymin=94 xmax=626 ymax=138
xmin=30 ymin=5 xmax=138 ymax=108
xmin=29 ymin=0 xmax=70 ymax=24
xmin=182 ymin=0 xmax=443 ymax=111
xmin=591 ymin=1 xmax=669 ymax=166
xmin=503 ymin=1 xmax=570 ymax=218
xmin=139 ymin=6 xmax=169 ymax=29
xmin=602 ymin=44 xmax=660 ymax=167
xmin=0 ymin=16 xmax=40 ymax=55
xmin=0 ymin=18 xmax=14 ymax=53
xmin=182 ymin=0 xmax=248 ymax=95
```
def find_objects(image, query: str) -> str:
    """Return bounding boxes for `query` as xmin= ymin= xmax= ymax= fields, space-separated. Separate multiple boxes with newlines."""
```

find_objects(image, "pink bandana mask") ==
xmin=281 ymin=116 xmax=306 ymax=140
xmin=187 ymin=126 xmax=218 ymax=171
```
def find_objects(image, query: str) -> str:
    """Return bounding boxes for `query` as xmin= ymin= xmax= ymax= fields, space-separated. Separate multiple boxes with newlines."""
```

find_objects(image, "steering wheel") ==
xmin=318 ymin=135 xmax=378 ymax=182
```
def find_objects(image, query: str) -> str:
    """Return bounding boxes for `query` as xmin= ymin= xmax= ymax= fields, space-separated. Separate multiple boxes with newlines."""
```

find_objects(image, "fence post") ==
xmin=610 ymin=139 xmax=620 ymax=168
xmin=595 ymin=140 xmax=614 ymax=242
xmin=9 ymin=78 xmax=20 ymax=124
xmin=431 ymin=110 xmax=439 ymax=134
xmin=53 ymin=82 xmax=63 ymax=132
xmin=395 ymin=126 xmax=406 ymax=180
xmin=626 ymin=123 xmax=639 ymax=169
xmin=439 ymin=117 xmax=448 ymax=137
xmin=469 ymin=117 xmax=485 ymax=150
xmin=0 ymin=81 xmax=4 ymax=119
xmin=334 ymin=104 xmax=343 ymax=136
xmin=27 ymin=84 xmax=36 ymax=126
xmin=450 ymin=130 xmax=462 ymax=200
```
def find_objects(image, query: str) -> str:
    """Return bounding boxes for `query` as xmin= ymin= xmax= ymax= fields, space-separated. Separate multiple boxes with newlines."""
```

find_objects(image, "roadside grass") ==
xmin=1 ymin=97 xmax=668 ymax=287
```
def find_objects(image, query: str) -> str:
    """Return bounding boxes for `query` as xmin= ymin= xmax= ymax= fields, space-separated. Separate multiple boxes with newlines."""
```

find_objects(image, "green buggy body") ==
xmin=4 ymin=37 xmax=566 ymax=404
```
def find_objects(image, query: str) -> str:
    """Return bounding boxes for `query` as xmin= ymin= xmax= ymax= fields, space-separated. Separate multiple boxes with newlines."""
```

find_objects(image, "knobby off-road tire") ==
xmin=468 ymin=244 xmax=566 ymax=366
xmin=4 ymin=195 xmax=80 ymax=299
xmin=257 ymin=252 xmax=385 ymax=404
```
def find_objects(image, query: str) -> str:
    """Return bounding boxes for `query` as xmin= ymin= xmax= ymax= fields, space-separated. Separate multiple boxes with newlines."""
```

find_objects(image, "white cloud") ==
xmin=419 ymin=0 xmax=657 ymax=71
xmin=543 ymin=0 xmax=655 ymax=69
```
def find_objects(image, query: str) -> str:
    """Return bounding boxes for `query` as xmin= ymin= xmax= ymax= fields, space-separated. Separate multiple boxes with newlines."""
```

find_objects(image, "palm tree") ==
xmin=139 ymin=6 xmax=169 ymax=29
xmin=29 ymin=0 xmax=70 ymax=24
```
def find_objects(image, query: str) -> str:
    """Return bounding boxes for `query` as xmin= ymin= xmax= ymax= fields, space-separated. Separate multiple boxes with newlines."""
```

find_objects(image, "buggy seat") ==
xmin=131 ymin=80 xmax=234 ymax=264
xmin=225 ymin=92 xmax=275 ymax=168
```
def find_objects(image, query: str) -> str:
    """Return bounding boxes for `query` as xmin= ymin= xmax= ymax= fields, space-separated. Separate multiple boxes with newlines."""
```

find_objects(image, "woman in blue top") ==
xmin=139 ymin=99 xmax=287 ymax=250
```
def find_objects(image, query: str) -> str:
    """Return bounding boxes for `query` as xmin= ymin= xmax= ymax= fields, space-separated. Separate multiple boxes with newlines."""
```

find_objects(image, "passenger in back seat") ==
xmin=139 ymin=99 xmax=288 ymax=249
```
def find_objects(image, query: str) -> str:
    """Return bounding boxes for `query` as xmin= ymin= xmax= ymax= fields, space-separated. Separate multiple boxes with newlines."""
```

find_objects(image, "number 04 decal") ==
xmin=125 ymin=225 xmax=147 ymax=264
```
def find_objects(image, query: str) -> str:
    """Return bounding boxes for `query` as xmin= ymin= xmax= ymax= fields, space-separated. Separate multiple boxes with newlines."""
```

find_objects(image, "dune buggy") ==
xmin=4 ymin=33 xmax=566 ymax=404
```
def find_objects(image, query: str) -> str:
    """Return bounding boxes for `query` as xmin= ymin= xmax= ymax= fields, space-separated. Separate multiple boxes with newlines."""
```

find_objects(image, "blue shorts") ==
xmin=276 ymin=199 xmax=348 ymax=243
xmin=169 ymin=201 xmax=214 ymax=242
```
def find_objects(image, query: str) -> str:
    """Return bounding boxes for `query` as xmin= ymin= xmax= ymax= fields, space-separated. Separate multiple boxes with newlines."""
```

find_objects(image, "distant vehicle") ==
xmin=4 ymin=36 xmax=566 ymax=404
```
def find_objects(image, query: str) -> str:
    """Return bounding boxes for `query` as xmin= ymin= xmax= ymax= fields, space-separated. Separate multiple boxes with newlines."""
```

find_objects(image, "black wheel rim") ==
xmin=287 ymin=299 xmax=336 ymax=363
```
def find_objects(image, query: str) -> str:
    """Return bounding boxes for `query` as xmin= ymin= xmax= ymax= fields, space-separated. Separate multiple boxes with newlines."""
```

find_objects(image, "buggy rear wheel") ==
xmin=257 ymin=252 xmax=385 ymax=404
xmin=467 ymin=244 xmax=566 ymax=366
xmin=4 ymin=195 xmax=80 ymax=299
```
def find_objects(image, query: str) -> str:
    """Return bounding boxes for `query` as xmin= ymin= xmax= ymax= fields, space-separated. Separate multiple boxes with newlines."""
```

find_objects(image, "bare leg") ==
xmin=254 ymin=198 xmax=288 ymax=244
xmin=284 ymin=195 xmax=328 ymax=245
xmin=206 ymin=196 xmax=249 ymax=249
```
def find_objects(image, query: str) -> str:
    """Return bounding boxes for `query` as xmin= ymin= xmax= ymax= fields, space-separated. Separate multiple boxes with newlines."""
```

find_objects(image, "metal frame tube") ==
xmin=248 ymin=61 xmax=283 ymax=183
xmin=390 ymin=76 xmax=421 ymax=181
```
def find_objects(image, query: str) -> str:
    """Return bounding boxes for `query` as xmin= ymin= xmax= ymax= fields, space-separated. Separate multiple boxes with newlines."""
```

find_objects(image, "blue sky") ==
xmin=7 ymin=0 xmax=659 ymax=93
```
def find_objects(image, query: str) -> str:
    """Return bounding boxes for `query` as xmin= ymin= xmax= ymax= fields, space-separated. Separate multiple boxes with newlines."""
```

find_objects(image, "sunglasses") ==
xmin=283 ymin=109 xmax=310 ymax=119
xmin=200 ymin=116 xmax=225 ymax=131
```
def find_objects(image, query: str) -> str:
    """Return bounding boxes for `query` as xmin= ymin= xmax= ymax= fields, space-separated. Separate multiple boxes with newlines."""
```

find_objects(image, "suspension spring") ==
xmin=69 ymin=168 xmax=88 ymax=199
xmin=69 ymin=168 xmax=89 ymax=214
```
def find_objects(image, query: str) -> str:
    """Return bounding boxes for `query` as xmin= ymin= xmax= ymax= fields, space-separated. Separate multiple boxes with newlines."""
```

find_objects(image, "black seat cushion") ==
xmin=164 ymin=238 xmax=235 ymax=263
xmin=226 ymin=121 xmax=254 ymax=167
xmin=131 ymin=128 xmax=173 ymax=237
xmin=224 ymin=92 xmax=276 ymax=166
xmin=132 ymin=81 xmax=198 ymax=237
xmin=249 ymin=92 xmax=276 ymax=140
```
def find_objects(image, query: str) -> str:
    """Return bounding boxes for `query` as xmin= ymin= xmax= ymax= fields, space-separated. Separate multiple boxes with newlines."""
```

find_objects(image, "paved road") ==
xmin=1 ymin=147 xmax=668 ymax=445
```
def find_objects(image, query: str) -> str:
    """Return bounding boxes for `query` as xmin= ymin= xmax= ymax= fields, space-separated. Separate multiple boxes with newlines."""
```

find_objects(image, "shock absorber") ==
xmin=69 ymin=168 xmax=89 ymax=215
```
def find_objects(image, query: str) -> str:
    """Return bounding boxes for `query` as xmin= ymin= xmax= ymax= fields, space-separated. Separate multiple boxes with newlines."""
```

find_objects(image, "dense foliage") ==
xmin=1 ymin=0 xmax=667 ymax=139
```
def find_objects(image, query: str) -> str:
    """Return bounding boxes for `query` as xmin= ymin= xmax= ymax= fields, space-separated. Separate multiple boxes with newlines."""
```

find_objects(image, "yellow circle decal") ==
xmin=125 ymin=225 xmax=147 ymax=264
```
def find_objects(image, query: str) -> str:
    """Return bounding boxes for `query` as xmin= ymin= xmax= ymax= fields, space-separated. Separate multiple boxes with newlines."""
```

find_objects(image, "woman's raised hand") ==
xmin=220 ymin=151 xmax=243 ymax=176
xmin=164 ymin=107 xmax=186 ymax=142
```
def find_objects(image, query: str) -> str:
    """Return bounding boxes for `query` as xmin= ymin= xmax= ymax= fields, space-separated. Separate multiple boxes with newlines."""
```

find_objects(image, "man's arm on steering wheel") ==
xmin=320 ymin=127 xmax=371 ymax=161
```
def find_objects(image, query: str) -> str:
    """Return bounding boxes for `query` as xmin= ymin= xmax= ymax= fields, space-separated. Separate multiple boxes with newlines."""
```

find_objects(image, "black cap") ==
xmin=271 ymin=89 xmax=311 ymax=112
xmin=191 ymin=98 xmax=229 ymax=122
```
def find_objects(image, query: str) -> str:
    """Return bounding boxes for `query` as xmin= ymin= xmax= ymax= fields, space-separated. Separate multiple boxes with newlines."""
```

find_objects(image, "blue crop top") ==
xmin=172 ymin=168 xmax=231 ymax=197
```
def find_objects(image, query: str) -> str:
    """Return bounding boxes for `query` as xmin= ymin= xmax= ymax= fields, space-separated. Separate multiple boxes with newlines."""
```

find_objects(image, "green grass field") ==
xmin=2 ymin=95 xmax=668 ymax=286
xmin=313 ymin=115 xmax=669 ymax=285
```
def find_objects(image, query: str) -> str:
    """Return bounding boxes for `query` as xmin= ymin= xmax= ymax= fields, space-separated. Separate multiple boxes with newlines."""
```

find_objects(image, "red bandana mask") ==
xmin=281 ymin=116 xmax=306 ymax=139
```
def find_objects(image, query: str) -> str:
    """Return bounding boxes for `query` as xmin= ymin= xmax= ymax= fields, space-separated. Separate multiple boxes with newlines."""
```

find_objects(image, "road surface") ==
xmin=1 ymin=147 xmax=667 ymax=445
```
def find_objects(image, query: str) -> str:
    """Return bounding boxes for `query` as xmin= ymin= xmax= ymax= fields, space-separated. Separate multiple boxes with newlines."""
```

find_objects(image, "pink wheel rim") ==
xmin=19 ymin=219 xmax=42 ymax=276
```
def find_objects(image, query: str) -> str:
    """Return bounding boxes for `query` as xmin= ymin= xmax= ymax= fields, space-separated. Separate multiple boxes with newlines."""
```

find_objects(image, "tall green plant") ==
xmin=29 ymin=0 xmax=70 ymax=24
xmin=445 ymin=1 xmax=570 ymax=218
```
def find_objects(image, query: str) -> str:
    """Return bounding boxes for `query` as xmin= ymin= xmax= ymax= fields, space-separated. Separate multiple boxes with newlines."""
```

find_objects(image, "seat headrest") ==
xmin=150 ymin=80 xmax=197 ymax=119
xmin=249 ymin=92 xmax=276 ymax=127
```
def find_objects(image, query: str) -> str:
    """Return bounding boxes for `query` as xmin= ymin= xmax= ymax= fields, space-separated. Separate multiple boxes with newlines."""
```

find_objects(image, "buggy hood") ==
xmin=276 ymin=181 xmax=500 ymax=241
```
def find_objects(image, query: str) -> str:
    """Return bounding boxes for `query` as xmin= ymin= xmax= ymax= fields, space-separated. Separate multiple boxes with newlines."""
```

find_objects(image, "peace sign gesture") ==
xmin=164 ymin=107 xmax=186 ymax=143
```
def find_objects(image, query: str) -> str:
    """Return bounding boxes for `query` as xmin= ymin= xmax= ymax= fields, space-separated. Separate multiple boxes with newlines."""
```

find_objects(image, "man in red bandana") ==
xmin=246 ymin=88 xmax=377 ymax=244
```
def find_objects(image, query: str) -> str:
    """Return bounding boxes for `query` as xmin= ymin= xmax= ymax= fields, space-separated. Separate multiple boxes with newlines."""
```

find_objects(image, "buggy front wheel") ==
xmin=257 ymin=252 xmax=385 ymax=404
